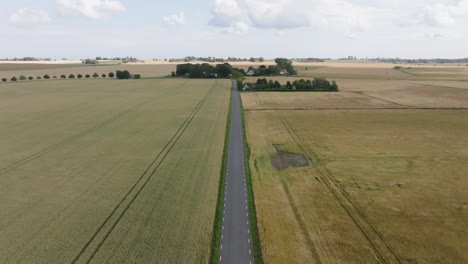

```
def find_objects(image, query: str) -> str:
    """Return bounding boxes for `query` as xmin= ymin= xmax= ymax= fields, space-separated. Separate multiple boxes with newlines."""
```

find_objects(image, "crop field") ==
xmin=242 ymin=79 xmax=468 ymax=110
xmin=0 ymin=78 xmax=230 ymax=263
xmin=0 ymin=63 xmax=176 ymax=79
xmin=241 ymin=67 xmax=468 ymax=263
xmin=295 ymin=64 xmax=468 ymax=81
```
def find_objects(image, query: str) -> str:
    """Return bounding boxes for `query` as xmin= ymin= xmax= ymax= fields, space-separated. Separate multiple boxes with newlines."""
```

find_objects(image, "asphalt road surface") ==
xmin=220 ymin=81 xmax=254 ymax=264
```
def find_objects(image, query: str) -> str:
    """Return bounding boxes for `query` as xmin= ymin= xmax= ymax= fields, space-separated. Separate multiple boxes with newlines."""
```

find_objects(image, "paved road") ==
xmin=220 ymin=81 xmax=254 ymax=264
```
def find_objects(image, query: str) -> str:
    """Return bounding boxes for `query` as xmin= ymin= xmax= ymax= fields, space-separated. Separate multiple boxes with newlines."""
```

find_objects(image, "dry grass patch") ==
xmin=245 ymin=109 xmax=468 ymax=264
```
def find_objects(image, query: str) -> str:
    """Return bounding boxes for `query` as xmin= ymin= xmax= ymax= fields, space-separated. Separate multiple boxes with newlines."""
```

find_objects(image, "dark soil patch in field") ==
xmin=271 ymin=145 xmax=309 ymax=170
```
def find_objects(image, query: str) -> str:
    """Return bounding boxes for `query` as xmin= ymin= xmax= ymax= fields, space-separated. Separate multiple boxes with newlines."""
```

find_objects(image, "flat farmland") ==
xmin=0 ymin=78 xmax=230 ymax=263
xmin=242 ymin=79 xmax=468 ymax=110
xmin=242 ymin=88 xmax=468 ymax=263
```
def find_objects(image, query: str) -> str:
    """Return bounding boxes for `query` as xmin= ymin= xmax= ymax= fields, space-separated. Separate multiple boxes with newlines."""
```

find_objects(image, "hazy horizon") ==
xmin=2 ymin=0 xmax=468 ymax=59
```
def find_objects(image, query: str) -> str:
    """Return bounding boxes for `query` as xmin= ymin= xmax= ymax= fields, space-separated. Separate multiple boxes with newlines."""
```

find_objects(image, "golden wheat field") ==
xmin=242 ymin=66 xmax=468 ymax=264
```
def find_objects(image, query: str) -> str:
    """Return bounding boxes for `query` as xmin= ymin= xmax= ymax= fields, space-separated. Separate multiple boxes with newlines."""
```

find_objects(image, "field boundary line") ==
xmin=280 ymin=118 xmax=401 ymax=264
xmin=72 ymin=80 xmax=218 ymax=264
xmin=244 ymin=107 xmax=468 ymax=111
xmin=398 ymin=80 xmax=468 ymax=91
xmin=352 ymin=91 xmax=414 ymax=108
xmin=240 ymin=93 xmax=264 ymax=264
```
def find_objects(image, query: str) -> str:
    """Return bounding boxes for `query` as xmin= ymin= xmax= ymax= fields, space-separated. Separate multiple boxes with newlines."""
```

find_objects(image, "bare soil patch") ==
xmin=271 ymin=145 xmax=309 ymax=170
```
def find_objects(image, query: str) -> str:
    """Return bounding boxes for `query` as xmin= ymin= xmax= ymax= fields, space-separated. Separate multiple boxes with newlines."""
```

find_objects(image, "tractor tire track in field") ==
xmin=280 ymin=118 xmax=401 ymax=264
xmin=71 ymin=80 xmax=219 ymax=264
xmin=0 ymin=80 xmax=190 ymax=177
xmin=0 ymin=100 xmax=147 ymax=177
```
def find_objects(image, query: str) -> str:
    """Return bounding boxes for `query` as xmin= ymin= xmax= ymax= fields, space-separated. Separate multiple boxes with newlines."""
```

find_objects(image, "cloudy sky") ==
xmin=1 ymin=0 xmax=467 ymax=59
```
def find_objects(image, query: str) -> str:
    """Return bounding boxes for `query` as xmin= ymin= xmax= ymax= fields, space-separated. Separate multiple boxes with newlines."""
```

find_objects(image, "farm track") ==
xmin=280 ymin=118 xmax=402 ymax=264
xmin=399 ymin=81 xmax=468 ymax=91
xmin=277 ymin=173 xmax=322 ymax=263
xmin=72 ymin=80 xmax=219 ymax=264
xmin=351 ymin=91 xmax=414 ymax=108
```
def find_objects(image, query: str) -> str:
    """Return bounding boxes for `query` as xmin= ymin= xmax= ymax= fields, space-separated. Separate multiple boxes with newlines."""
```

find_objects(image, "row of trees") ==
xmin=1 ymin=71 xmax=141 ymax=82
xmin=174 ymin=63 xmax=245 ymax=79
xmin=247 ymin=58 xmax=298 ymax=76
xmin=246 ymin=78 xmax=339 ymax=91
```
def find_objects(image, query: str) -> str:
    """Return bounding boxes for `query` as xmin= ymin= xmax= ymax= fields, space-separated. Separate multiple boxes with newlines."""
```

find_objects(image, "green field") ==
xmin=0 ymin=79 xmax=230 ymax=263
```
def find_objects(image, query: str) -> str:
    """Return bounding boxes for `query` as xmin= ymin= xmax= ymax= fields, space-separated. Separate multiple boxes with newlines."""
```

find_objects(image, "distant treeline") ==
xmin=293 ymin=58 xmax=329 ymax=62
xmin=1 ymin=70 xmax=141 ymax=82
xmin=82 ymin=57 xmax=139 ymax=64
xmin=175 ymin=58 xmax=297 ymax=79
xmin=0 ymin=57 xmax=53 ymax=62
xmin=174 ymin=63 xmax=245 ymax=78
xmin=243 ymin=78 xmax=339 ymax=92
xmin=370 ymin=58 xmax=468 ymax=64
xmin=166 ymin=56 xmax=265 ymax=63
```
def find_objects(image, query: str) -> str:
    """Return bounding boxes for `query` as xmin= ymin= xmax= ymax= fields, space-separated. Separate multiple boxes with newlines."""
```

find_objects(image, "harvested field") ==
xmin=245 ymin=109 xmax=468 ymax=264
xmin=242 ymin=65 xmax=468 ymax=264
xmin=0 ymin=64 xmax=176 ymax=79
xmin=242 ymin=78 xmax=468 ymax=109
xmin=0 ymin=78 xmax=230 ymax=263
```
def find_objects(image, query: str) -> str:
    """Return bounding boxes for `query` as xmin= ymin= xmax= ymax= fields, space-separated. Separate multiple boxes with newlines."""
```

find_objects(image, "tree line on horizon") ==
xmin=1 ymin=70 xmax=141 ymax=82
xmin=174 ymin=58 xmax=297 ymax=79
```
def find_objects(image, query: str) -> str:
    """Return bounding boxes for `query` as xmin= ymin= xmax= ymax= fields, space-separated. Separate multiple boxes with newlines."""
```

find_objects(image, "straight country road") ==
xmin=220 ymin=81 xmax=254 ymax=264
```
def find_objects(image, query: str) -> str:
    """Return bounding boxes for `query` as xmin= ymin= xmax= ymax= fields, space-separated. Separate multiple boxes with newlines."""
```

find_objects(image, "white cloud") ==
xmin=9 ymin=8 xmax=51 ymax=28
xmin=245 ymin=0 xmax=310 ymax=29
xmin=244 ymin=0 xmax=371 ymax=33
xmin=209 ymin=0 xmax=243 ymax=27
xmin=209 ymin=0 xmax=248 ymax=34
xmin=421 ymin=1 xmax=468 ymax=27
xmin=222 ymin=21 xmax=249 ymax=34
xmin=163 ymin=12 xmax=186 ymax=26
xmin=56 ymin=0 xmax=126 ymax=19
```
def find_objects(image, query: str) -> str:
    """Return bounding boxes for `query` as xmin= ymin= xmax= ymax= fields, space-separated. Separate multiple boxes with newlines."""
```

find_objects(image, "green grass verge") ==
xmin=209 ymin=83 xmax=232 ymax=264
xmin=240 ymin=96 xmax=264 ymax=264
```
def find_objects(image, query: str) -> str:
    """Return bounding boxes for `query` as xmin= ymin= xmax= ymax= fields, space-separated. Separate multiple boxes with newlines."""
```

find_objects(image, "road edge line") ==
xmin=240 ymin=91 xmax=264 ymax=264
xmin=209 ymin=80 xmax=233 ymax=264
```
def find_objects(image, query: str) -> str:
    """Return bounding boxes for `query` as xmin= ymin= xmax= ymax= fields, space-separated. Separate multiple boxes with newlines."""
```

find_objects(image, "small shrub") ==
xmin=108 ymin=72 xmax=115 ymax=78
xmin=102 ymin=73 xmax=107 ymax=78
xmin=61 ymin=74 xmax=67 ymax=79
xmin=43 ymin=75 xmax=50 ymax=79
xmin=69 ymin=74 xmax=75 ymax=79
xmin=53 ymin=76 xmax=57 ymax=79
xmin=93 ymin=73 xmax=99 ymax=78
xmin=37 ymin=76 xmax=42 ymax=80
xmin=77 ymin=74 xmax=83 ymax=79
xmin=19 ymin=75 xmax=27 ymax=81
xmin=28 ymin=76 xmax=34 ymax=80
xmin=133 ymin=74 xmax=141 ymax=79
xmin=1 ymin=78 xmax=7 ymax=82
xmin=85 ymin=74 xmax=91 ymax=78
xmin=11 ymin=77 xmax=17 ymax=82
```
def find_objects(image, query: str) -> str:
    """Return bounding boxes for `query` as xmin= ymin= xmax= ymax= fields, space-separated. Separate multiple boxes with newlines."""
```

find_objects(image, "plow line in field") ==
xmin=72 ymin=80 xmax=219 ymax=264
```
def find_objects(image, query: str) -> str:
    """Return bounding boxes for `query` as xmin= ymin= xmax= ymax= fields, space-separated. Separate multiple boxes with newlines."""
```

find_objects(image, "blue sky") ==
xmin=1 ymin=0 xmax=468 ymax=59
